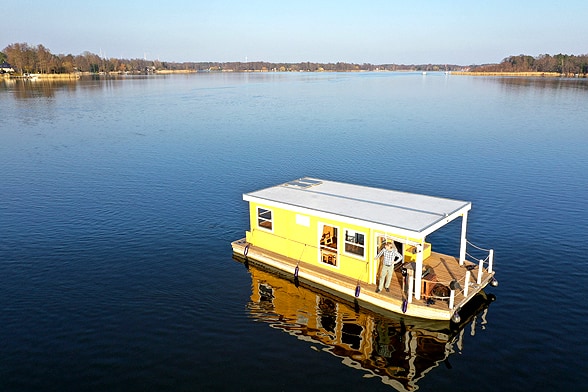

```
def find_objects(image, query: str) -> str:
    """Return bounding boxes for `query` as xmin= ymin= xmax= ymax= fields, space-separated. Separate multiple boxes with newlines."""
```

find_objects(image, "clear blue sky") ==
xmin=3 ymin=0 xmax=587 ymax=65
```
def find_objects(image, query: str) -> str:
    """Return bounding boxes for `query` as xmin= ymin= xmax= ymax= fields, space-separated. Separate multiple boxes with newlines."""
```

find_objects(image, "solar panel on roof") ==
xmin=299 ymin=178 xmax=322 ymax=185
xmin=283 ymin=178 xmax=322 ymax=189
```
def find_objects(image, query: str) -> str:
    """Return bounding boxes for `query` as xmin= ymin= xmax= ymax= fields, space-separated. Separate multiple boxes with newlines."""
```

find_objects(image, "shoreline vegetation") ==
xmin=1 ymin=42 xmax=587 ymax=79
xmin=3 ymin=70 xmax=582 ymax=81
xmin=451 ymin=71 xmax=565 ymax=77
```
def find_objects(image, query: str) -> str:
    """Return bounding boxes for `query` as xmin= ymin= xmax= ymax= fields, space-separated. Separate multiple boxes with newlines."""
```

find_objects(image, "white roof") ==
xmin=244 ymin=177 xmax=471 ymax=238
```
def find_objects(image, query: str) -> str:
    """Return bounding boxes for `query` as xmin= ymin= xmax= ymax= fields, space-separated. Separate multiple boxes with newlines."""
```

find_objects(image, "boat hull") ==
xmin=232 ymin=238 xmax=494 ymax=321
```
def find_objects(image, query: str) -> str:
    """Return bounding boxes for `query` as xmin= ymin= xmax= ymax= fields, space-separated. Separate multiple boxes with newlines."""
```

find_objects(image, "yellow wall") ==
xmin=245 ymin=201 xmax=430 ymax=285
xmin=246 ymin=202 xmax=372 ymax=282
xmin=404 ymin=243 xmax=432 ymax=262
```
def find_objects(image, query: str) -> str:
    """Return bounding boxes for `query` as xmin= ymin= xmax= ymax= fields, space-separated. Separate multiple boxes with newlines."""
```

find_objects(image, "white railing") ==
xmin=466 ymin=240 xmax=494 ymax=276
xmin=420 ymin=241 xmax=495 ymax=310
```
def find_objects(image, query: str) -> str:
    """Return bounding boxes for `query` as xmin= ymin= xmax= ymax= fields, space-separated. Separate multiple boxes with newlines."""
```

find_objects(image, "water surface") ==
xmin=1 ymin=72 xmax=587 ymax=391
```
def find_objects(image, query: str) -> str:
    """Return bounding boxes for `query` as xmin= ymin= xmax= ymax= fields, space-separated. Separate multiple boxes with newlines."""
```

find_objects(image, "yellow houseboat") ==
xmin=231 ymin=177 xmax=497 ymax=322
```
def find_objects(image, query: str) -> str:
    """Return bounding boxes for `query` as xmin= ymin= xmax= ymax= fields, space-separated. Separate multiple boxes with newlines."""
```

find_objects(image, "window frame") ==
xmin=319 ymin=222 xmax=339 ymax=267
xmin=256 ymin=207 xmax=273 ymax=232
xmin=343 ymin=228 xmax=366 ymax=259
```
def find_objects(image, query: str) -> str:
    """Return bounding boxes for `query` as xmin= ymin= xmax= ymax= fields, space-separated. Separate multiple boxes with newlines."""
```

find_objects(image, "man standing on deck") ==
xmin=375 ymin=242 xmax=403 ymax=293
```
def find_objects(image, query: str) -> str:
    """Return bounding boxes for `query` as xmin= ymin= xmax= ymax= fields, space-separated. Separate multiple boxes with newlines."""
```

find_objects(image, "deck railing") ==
xmin=420 ymin=241 xmax=495 ymax=310
xmin=466 ymin=240 xmax=494 ymax=275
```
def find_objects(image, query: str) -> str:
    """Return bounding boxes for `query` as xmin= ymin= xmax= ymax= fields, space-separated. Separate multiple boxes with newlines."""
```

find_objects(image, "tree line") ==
xmin=1 ymin=43 xmax=160 ymax=74
xmin=2 ymin=42 xmax=586 ymax=75
xmin=470 ymin=54 xmax=588 ymax=75
xmin=0 ymin=42 xmax=462 ymax=74
xmin=1 ymin=42 xmax=459 ymax=74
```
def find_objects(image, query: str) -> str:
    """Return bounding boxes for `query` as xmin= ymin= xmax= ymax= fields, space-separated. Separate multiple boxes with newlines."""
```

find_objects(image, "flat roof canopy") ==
xmin=244 ymin=177 xmax=471 ymax=238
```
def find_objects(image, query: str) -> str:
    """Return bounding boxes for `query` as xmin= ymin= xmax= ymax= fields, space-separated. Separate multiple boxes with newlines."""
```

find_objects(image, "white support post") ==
xmin=414 ymin=243 xmax=423 ymax=300
xmin=488 ymin=249 xmax=494 ymax=273
xmin=464 ymin=270 xmax=471 ymax=297
xmin=477 ymin=259 xmax=484 ymax=284
xmin=449 ymin=290 xmax=455 ymax=310
xmin=459 ymin=213 xmax=468 ymax=266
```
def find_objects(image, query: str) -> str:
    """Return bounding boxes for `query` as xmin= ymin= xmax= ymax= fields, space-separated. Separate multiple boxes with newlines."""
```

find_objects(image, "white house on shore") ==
xmin=1 ymin=62 xmax=15 ymax=74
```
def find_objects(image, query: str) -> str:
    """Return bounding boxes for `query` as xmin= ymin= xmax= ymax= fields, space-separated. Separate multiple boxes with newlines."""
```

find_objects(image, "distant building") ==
xmin=1 ymin=62 xmax=15 ymax=73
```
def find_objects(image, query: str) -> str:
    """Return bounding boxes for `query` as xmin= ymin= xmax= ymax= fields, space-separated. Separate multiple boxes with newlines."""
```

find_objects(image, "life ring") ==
xmin=244 ymin=244 xmax=250 ymax=256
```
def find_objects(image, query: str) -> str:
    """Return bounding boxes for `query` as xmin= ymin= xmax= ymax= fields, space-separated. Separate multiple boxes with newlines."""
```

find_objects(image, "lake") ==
xmin=1 ymin=72 xmax=587 ymax=391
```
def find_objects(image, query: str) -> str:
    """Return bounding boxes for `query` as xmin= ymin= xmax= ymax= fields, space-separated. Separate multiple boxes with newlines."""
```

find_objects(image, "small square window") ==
xmin=257 ymin=207 xmax=273 ymax=231
xmin=344 ymin=229 xmax=365 ymax=258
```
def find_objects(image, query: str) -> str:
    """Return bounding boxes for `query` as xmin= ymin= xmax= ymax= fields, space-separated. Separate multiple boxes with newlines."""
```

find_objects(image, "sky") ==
xmin=2 ymin=0 xmax=587 ymax=65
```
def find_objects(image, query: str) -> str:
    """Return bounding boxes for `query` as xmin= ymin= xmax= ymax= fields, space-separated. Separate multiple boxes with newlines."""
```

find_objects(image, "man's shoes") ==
xmin=385 ymin=288 xmax=390 ymax=292
xmin=375 ymin=288 xmax=380 ymax=293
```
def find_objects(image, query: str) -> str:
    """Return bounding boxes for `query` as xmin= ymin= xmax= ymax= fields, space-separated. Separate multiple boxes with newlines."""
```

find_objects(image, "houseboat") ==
xmin=231 ymin=177 xmax=497 ymax=322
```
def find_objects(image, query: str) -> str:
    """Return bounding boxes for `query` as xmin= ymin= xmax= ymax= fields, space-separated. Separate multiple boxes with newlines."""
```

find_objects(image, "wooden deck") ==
xmin=232 ymin=239 xmax=495 ymax=320
xmin=411 ymin=251 xmax=493 ymax=310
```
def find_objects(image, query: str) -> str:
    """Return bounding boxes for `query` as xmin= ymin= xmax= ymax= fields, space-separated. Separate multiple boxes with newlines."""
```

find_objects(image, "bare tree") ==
xmin=36 ymin=44 xmax=53 ymax=73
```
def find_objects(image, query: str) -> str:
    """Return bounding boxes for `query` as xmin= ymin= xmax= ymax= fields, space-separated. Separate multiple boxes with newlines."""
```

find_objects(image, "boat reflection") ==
xmin=239 ymin=258 xmax=495 ymax=391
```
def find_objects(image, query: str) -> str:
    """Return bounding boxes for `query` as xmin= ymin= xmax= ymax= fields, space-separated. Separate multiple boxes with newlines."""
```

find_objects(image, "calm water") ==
xmin=1 ymin=72 xmax=587 ymax=391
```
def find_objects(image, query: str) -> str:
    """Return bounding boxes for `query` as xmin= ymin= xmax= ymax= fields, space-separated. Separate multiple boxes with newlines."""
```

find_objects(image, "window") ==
xmin=257 ymin=207 xmax=273 ymax=231
xmin=320 ymin=224 xmax=338 ymax=266
xmin=344 ymin=229 xmax=365 ymax=258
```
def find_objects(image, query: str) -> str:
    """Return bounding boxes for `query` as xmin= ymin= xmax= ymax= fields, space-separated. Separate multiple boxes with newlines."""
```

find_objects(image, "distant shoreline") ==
xmin=4 ymin=70 xmax=586 ymax=79
xmin=4 ymin=73 xmax=80 ymax=80
xmin=451 ymin=71 xmax=572 ymax=77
